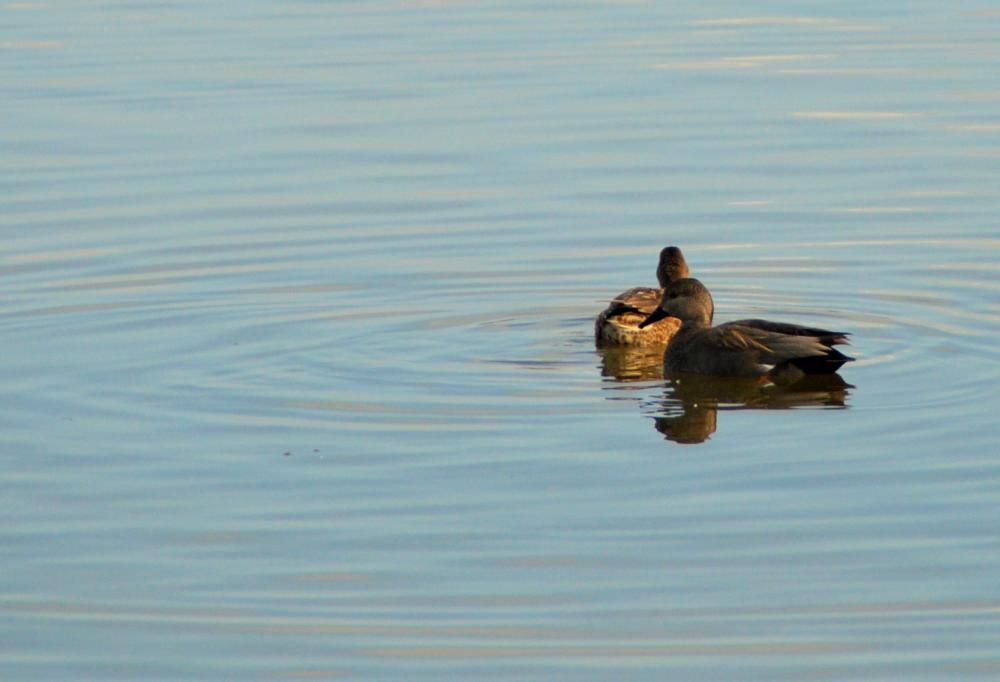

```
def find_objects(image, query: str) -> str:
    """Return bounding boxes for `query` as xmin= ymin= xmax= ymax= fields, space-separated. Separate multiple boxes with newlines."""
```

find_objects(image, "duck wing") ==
xmin=704 ymin=324 xmax=777 ymax=354
xmin=722 ymin=323 xmax=853 ymax=375
xmin=666 ymin=325 xmax=793 ymax=376
xmin=717 ymin=324 xmax=830 ymax=362
xmin=725 ymin=318 xmax=851 ymax=346
xmin=602 ymin=286 xmax=662 ymax=318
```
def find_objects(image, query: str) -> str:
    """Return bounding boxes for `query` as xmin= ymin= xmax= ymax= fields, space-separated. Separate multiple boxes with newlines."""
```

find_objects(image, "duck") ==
xmin=595 ymin=246 xmax=690 ymax=347
xmin=639 ymin=277 xmax=853 ymax=382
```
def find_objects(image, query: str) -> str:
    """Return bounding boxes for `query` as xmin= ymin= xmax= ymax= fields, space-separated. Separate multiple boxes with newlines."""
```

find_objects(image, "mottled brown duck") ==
xmin=595 ymin=246 xmax=689 ymax=347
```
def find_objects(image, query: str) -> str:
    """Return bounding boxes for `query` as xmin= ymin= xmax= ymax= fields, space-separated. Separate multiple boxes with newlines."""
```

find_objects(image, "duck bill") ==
xmin=638 ymin=307 xmax=670 ymax=329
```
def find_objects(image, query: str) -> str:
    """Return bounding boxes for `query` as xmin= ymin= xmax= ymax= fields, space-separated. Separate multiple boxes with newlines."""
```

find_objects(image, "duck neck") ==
xmin=680 ymin=313 xmax=712 ymax=331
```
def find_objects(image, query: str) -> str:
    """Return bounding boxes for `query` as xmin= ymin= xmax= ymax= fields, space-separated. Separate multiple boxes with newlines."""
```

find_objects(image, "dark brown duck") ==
xmin=639 ymin=277 xmax=853 ymax=381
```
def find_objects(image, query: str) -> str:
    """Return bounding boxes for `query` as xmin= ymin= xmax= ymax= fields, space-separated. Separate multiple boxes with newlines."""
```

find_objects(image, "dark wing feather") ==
xmin=726 ymin=318 xmax=851 ymax=346
xmin=726 ymin=323 xmax=854 ymax=375
xmin=603 ymin=286 xmax=662 ymax=318
xmin=706 ymin=325 xmax=775 ymax=354
xmin=721 ymin=324 xmax=830 ymax=363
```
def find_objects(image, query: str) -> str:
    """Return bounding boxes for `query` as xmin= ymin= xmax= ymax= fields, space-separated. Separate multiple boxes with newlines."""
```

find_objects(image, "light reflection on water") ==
xmin=3 ymin=0 xmax=1000 ymax=679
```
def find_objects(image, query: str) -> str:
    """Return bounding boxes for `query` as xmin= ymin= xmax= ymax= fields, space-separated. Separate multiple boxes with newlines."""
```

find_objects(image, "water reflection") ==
xmin=597 ymin=345 xmax=664 ymax=382
xmin=650 ymin=374 xmax=853 ymax=444
xmin=599 ymin=346 xmax=853 ymax=443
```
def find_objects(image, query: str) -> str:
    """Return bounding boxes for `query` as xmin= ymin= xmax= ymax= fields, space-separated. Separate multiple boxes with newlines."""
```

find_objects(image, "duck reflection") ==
xmin=650 ymin=373 xmax=852 ymax=444
xmin=598 ymin=345 xmax=665 ymax=382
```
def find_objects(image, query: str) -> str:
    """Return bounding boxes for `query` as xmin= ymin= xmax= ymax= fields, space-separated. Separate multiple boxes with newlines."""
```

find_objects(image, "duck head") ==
xmin=655 ymin=246 xmax=690 ymax=288
xmin=639 ymin=277 xmax=715 ymax=328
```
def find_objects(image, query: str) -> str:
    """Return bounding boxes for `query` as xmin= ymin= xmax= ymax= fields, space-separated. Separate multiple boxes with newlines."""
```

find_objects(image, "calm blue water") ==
xmin=3 ymin=1 xmax=999 ymax=679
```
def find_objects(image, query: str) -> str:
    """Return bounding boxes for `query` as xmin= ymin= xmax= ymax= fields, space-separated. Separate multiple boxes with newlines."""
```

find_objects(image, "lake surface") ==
xmin=3 ymin=1 xmax=999 ymax=679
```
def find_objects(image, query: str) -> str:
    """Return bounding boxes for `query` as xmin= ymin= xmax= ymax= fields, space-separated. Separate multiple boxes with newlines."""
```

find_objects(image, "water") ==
xmin=3 ymin=1 xmax=999 ymax=679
